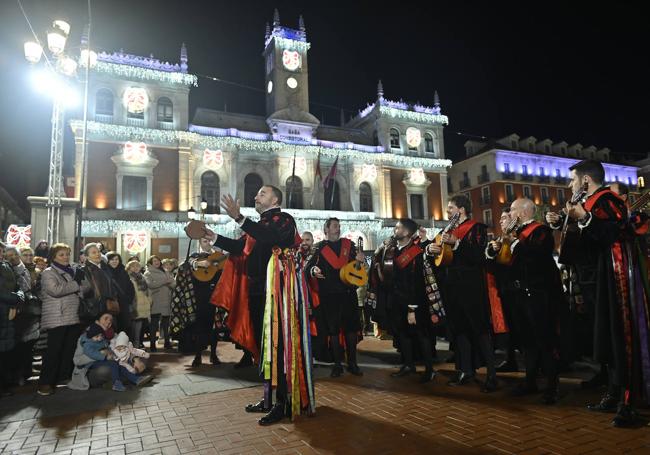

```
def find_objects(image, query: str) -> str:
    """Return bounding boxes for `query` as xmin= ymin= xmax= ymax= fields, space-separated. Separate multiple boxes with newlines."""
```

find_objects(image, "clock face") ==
xmin=287 ymin=77 xmax=298 ymax=89
xmin=267 ymin=80 xmax=273 ymax=94
xmin=282 ymin=49 xmax=301 ymax=71
xmin=406 ymin=127 xmax=422 ymax=148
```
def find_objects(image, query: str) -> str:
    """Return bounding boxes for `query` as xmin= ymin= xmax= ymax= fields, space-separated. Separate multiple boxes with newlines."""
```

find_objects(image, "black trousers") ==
xmin=39 ymin=324 xmax=81 ymax=386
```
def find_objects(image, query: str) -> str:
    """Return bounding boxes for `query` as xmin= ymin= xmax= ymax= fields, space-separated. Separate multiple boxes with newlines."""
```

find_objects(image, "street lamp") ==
xmin=200 ymin=199 xmax=208 ymax=211
xmin=23 ymin=19 xmax=96 ymax=246
xmin=187 ymin=207 xmax=197 ymax=220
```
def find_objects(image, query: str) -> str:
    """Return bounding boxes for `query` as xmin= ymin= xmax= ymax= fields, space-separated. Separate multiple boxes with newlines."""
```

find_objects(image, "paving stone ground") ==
xmin=1 ymin=337 xmax=649 ymax=454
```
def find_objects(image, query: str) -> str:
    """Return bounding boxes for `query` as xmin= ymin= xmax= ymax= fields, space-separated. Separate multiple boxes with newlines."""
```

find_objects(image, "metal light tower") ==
xmin=23 ymin=19 xmax=97 ymax=245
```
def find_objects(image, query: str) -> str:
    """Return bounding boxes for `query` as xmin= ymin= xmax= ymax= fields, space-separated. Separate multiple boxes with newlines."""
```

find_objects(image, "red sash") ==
xmin=584 ymin=189 xmax=618 ymax=212
xmin=451 ymin=219 xmax=478 ymax=241
xmin=518 ymin=222 xmax=543 ymax=242
xmin=486 ymin=271 xmax=508 ymax=334
xmin=320 ymin=238 xmax=352 ymax=270
xmin=395 ymin=244 xmax=423 ymax=269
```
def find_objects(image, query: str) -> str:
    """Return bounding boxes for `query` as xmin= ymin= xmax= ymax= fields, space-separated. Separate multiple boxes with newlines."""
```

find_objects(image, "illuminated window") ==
xmin=541 ymin=187 xmax=549 ymax=203
xmin=390 ymin=129 xmax=400 ymax=149
xmin=523 ymin=185 xmax=532 ymax=199
xmin=505 ymin=184 xmax=515 ymax=202
xmin=504 ymin=163 xmax=511 ymax=173
xmin=424 ymin=134 xmax=434 ymax=154
xmin=201 ymin=172 xmax=220 ymax=214
xmin=410 ymin=194 xmax=424 ymax=219
xmin=157 ymin=97 xmax=173 ymax=123
xmin=286 ymin=176 xmax=303 ymax=209
xmin=244 ymin=173 xmax=263 ymax=208
xmin=122 ymin=176 xmax=147 ymax=210
xmin=95 ymin=89 xmax=113 ymax=116
xmin=558 ymin=188 xmax=566 ymax=205
xmin=483 ymin=209 xmax=492 ymax=227
xmin=359 ymin=182 xmax=373 ymax=212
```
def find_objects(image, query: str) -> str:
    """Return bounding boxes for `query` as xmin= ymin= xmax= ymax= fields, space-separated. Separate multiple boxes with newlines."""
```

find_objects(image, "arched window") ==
xmin=201 ymin=171 xmax=220 ymax=214
xmin=359 ymin=182 xmax=373 ymax=212
xmin=424 ymin=133 xmax=434 ymax=154
xmin=157 ymin=97 xmax=173 ymax=123
xmin=95 ymin=89 xmax=113 ymax=117
xmin=285 ymin=176 xmax=303 ymax=209
xmin=244 ymin=173 xmax=263 ymax=208
xmin=324 ymin=180 xmax=341 ymax=210
xmin=389 ymin=128 xmax=400 ymax=149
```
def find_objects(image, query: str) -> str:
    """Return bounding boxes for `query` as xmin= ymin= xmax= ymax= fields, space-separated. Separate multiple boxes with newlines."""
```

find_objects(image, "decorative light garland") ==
xmin=379 ymin=106 xmax=449 ymax=125
xmin=70 ymin=121 xmax=453 ymax=171
xmin=93 ymin=61 xmax=198 ymax=87
xmin=270 ymin=36 xmax=311 ymax=53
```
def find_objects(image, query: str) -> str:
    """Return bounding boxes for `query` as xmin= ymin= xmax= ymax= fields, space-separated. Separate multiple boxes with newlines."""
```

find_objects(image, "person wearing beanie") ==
xmin=110 ymin=331 xmax=153 ymax=385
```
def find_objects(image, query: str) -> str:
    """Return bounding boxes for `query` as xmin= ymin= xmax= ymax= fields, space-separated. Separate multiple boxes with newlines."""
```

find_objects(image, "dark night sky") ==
xmin=1 ymin=1 xmax=648 ymax=211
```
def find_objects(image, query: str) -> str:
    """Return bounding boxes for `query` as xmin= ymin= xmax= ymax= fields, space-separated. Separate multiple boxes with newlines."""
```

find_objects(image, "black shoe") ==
xmin=347 ymin=364 xmax=363 ymax=376
xmin=331 ymin=365 xmax=344 ymax=378
xmin=481 ymin=376 xmax=498 ymax=393
xmin=447 ymin=372 xmax=474 ymax=386
xmin=391 ymin=366 xmax=416 ymax=378
xmin=496 ymin=360 xmax=519 ymax=373
xmin=587 ymin=393 xmax=618 ymax=413
xmin=191 ymin=355 xmax=202 ymax=367
xmin=510 ymin=382 xmax=539 ymax=397
xmin=580 ymin=372 xmax=607 ymax=390
xmin=258 ymin=403 xmax=286 ymax=426
xmin=245 ymin=399 xmax=270 ymax=413
xmin=612 ymin=404 xmax=639 ymax=428
xmin=235 ymin=353 xmax=253 ymax=369
xmin=419 ymin=369 xmax=437 ymax=383
xmin=210 ymin=354 xmax=221 ymax=365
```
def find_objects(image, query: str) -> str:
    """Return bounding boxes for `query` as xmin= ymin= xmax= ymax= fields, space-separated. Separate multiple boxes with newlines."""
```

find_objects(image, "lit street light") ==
xmin=23 ymin=19 xmax=96 ymax=245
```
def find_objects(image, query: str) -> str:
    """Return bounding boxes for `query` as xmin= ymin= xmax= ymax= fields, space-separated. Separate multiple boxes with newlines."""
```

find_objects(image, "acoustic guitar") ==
xmin=495 ymin=216 xmax=520 ymax=265
xmin=430 ymin=212 xmax=461 ymax=267
xmin=557 ymin=181 xmax=588 ymax=265
xmin=192 ymin=251 xmax=228 ymax=282
xmin=340 ymin=237 xmax=369 ymax=287
xmin=630 ymin=190 xmax=650 ymax=213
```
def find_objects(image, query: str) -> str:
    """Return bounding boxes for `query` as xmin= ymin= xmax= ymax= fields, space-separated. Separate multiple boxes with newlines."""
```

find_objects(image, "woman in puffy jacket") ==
xmin=127 ymin=260 xmax=151 ymax=349
xmin=37 ymin=243 xmax=88 ymax=396
xmin=144 ymin=256 xmax=174 ymax=352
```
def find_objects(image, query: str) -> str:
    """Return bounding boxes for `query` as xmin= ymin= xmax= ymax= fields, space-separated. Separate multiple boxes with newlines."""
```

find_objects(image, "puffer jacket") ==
xmin=39 ymin=266 xmax=82 ymax=330
xmin=130 ymin=272 xmax=152 ymax=319
xmin=144 ymin=266 xmax=174 ymax=316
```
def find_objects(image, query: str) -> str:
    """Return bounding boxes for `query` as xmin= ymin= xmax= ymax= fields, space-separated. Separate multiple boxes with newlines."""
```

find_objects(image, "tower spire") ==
xmin=180 ymin=43 xmax=188 ymax=72
xmin=299 ymin=14 xmax=305 ymax=32
xmin=265 ymin=22 xmax=271 ymax=40
xmin=340 ymin=109 xmax=345 ymax=126
xmin=377 ymin=80 xmax=384 ymax=100
xmin=434 ymin=90 xmax=440 ymax=107
xmin=273 ymin=8 xmax=280 ymax=27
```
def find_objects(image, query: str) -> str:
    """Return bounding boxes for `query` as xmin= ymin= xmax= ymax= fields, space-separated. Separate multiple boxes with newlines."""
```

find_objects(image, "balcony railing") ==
xmin=94 ymin=113 xmax=113 ymax=123
xmin=157 ymin=121 xmax=174 ymax=130
xmin=459 ymin=180 xmax=471 ymax=189
xmin=480 ymin=196 xmax=492 ymax=206
xmin=126 ymin=117 xmax=145 ymax=127
xmin=478 ymin=173 xmax=490 ymax=184
xmin=520 ymin=174 xmax=533 ymax=182
xmin=502 ymin=172 xmax=515 ymax=180
xmin=554 ymin=176 xmax=568 ymax=185
xmin=538 ymin=175 xmax=550 ymax=184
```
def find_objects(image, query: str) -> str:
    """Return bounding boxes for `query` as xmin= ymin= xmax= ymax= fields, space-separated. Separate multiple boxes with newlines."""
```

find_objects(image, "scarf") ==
xmin=129 ymin=271 xmax=148 ymax=292
xmin=52 ymin=261 xmax=75 ymax=278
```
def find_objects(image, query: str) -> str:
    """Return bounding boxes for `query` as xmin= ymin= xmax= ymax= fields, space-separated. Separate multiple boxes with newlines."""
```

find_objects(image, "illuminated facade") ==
xmin=448 ymin=134 xmax=639 ymax=233
xmin=62 ymin=12 xmax=451 ymax=259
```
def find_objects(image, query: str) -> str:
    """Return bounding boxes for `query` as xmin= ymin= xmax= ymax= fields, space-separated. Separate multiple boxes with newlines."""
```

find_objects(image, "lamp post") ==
xmin=23 ymin=19 xmax=96 ymax=246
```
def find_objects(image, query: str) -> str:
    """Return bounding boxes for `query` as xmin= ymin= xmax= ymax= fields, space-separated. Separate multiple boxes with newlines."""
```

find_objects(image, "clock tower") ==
xmin=263 ymin=10 xmax=319 ymax=142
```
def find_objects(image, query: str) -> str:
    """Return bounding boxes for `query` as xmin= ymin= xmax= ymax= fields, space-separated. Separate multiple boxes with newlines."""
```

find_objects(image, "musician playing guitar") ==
xmin=425 ymin=194 xmax=498 ymax=392
xmin=306 ymin=217 xmax=365 ymax=378
xmin=548 ymin=160 xmax=650 ymax=428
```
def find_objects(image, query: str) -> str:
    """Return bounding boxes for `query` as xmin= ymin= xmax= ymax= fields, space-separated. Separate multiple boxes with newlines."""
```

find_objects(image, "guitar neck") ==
xmin=631 ymin=191 xmax=650 ymax=212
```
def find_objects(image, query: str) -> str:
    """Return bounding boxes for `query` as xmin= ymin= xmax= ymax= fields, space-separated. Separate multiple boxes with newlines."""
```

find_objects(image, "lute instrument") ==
xmin=192 ymin=250 xmax=228 ymax=282
xmin=557 ymin=181 xmax=589 ymax=265
xmin=430 ymin=212 xmax=461 ymax=267
xmin=495 ymin=216 xmax=520 ymax=265
xmin=340 ymin=237 xmax=369 ymax=287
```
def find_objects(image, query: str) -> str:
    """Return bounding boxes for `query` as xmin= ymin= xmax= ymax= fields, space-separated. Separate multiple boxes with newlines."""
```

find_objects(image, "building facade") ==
xmin=60 ymin=13 xmax=452 ymax=260
xmin=448 ymin=133 xmax=639 ymax=234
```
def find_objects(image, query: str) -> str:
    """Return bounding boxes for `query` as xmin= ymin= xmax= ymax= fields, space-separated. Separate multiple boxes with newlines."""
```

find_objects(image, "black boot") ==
xmin=419 ymin=369 xmax=437 ymax=383
xmin=258 ymin=403 xmax=286 ymax=426
xmin=191 ymin=353 xmax=202 ymax=367
xmin=347 ymin=364 xmax=363 ymax=376
xmin=391 ymin=366 xmax=416 ymax=378
xmin=612 ymin=404 xmax=640 ymax=428
xmin=331 ymin=364 xmax=344 ymax=378
xmin=245 ymin=399 xmax=270 ymax=413
xmin=481 ymin=376 xmax=498 ymax=393
xmin=447 ymin=371 xmax=474 ymax=386
xmin=587 ymin=393 xmax=618 ymax=413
